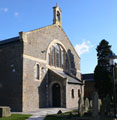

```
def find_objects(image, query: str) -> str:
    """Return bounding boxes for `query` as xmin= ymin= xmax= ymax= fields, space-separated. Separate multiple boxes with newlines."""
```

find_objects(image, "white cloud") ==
xmin=14 ymin=12 xmax=19 ymax=16
xmin=75 ymin=40 xmax=93 ymax=56
xmin=1 ymin=8 xmax=8 ymax=12
xmin=1 ymin=8 xmax=20 ymax=17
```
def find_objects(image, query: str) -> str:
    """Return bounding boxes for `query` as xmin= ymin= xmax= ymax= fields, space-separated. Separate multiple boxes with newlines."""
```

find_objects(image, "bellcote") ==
xmin=53 ymin=3 xmax=62 ymax=27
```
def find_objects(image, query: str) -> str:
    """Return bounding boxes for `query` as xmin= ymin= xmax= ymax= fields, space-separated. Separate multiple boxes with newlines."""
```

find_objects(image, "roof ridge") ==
xmin=0 ymin=36 xmax=19 ymax=46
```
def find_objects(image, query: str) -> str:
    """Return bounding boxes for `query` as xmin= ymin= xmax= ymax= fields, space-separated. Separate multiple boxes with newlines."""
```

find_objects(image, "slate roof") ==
xmin=82 ymin=73 xmax=94 ymax=81
xmin=49 ymin=69 xmax=83 ymax=85
xmin=0 ymin=36 xmax=20 ymax=46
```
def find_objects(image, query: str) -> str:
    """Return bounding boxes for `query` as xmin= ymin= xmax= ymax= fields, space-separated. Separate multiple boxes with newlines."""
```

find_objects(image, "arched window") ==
xmin=48 ymin=43 xmax=69 ymax=71
xmin=71 ymin=89 xmax=74 ymax=98
xmin=35 ymin=64 xmax=39 ymax=79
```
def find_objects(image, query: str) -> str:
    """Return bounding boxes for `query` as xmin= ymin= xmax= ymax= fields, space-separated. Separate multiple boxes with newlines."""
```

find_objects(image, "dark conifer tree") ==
xmin=94 ymin=39 xmax=113 ymax=99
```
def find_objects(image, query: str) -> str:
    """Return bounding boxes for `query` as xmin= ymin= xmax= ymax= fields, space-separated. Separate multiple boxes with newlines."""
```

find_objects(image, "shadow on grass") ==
xmin=45 ymin=115 xmax=91 ymax=120
xmin=44 ymin=110 xmax=114 ymax=120
xmin=44 ymin=110 xmax=91 ymax=120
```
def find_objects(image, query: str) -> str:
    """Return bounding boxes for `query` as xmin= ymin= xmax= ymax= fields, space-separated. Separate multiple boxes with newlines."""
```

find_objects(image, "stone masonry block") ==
xmin=0 ymin=106 xmax=11 ymax=118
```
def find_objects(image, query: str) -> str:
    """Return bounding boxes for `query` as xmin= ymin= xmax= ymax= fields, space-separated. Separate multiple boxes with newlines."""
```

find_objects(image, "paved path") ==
xmin=13 ymin=108 xmax=77 ymax=120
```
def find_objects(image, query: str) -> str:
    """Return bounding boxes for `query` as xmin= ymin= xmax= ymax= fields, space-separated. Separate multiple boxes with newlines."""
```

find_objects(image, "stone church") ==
xmin=0 ymin=4 xmax=84 ymax=112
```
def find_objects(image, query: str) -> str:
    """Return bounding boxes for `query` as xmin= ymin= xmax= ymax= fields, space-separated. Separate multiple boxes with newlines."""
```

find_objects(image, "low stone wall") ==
xmin=0 ymin=106 xmax=11 ymax=118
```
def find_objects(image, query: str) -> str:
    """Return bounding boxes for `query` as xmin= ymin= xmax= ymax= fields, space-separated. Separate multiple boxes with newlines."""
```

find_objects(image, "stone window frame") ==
xmin=71 ymin=89 xmax=74 ymax=99
xmin=34 ymin=63 xmax=41 ymax=81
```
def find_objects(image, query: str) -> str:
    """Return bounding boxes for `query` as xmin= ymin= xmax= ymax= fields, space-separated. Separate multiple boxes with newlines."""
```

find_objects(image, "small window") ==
xmin=78 ymin=89 xmax=80 ymax=97
xmin=35 ymin=64 xmax=39 ymax=79
xmin=71 ymin=89 xmax=74 ymax=98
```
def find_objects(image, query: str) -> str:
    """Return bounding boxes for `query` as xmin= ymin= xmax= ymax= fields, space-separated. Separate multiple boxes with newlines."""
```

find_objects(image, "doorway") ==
xmin=52 ymin=83 xmax=61 ymax=107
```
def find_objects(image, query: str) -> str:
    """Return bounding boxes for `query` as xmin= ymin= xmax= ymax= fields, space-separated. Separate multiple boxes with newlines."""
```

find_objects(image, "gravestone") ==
xmin=0 ymin=106 xmax=11 ymax=118
xmin=57 ymin=110 xmax=62 ymax=114
xmin=78 ymin=97 xmax=84 ymax=116
xmin=92 ymin=92 xmax=100 ymax=120
xmin=100 ymin=95 xmax=111 ymax=119
xmin=84 ymin=98 xmax=89 ymax=112
xmin=89 ymin=100 xmax=92 ymax=109
xmin=98 ymin=99 xmax=102 ymax=112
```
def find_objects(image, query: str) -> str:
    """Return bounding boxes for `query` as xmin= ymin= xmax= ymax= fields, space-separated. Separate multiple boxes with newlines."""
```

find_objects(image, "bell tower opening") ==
xmin=57 ymin=11 xmax=60 ymax=21
xmin=53 ymin=3 xmax=62 ymax=27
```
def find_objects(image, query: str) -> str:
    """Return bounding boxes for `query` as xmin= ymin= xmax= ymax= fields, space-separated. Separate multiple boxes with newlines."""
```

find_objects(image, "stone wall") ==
xmin=84 ymin=81 xmax=95 ymax=99
xmin=21 ymin=24 xmax=82 ymax=111
xmin=66 ymin=83 xmax=84 ymax=108
xmin=0 ymin=41 xmax=23 ymax=111
xmin=22 ymin=57 xmax=48 ymax=111
xmin=21 ymin=24 xmax=81 ymax=78
xmin=0 ymin=24 xmax=82 ymax=112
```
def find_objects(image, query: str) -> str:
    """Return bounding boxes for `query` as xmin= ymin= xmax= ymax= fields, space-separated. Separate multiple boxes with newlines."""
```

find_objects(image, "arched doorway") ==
xmin=52 ymin=83 xmax=61 ymax=107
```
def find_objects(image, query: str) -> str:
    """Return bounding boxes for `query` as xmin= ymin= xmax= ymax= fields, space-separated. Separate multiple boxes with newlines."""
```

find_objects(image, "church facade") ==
xmin=0 ymin=5 xmax=84 ymax=112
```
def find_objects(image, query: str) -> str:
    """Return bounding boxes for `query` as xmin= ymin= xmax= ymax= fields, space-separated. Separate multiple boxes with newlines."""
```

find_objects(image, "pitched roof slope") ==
xmin=0 ymin=36 xmax=19 ymax=46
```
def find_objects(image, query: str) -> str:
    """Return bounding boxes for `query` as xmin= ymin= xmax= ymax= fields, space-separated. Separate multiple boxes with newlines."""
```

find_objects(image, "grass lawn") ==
xmin=0 ymin=114 xmax=31 ymax=120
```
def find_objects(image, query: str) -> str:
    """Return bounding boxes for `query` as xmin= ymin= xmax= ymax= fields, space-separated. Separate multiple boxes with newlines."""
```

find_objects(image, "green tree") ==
xmin=94 ymin=39 xmax=113 ymax=99
xmin=96 ymin=39 xmax=112 ymax=66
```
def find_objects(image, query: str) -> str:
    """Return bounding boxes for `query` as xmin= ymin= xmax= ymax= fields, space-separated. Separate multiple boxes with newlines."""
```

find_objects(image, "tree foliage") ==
xmin=94 ymin=39 xmax=113 ymax=99
xmin=96 ymin=39 xmax=112 ymax=66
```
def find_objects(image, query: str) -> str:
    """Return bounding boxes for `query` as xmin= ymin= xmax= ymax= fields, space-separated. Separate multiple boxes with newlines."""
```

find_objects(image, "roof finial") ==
xmin=56 ymin=3 xmax=58 ymax=7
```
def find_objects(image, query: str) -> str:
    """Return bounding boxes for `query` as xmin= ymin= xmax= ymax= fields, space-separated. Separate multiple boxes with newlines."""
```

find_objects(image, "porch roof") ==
xmin=49 ymin=69 xmax=83 ymax=85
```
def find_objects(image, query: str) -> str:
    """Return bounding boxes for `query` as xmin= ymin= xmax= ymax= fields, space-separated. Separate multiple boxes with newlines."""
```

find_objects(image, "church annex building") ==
xmin=0 ymin=4 xmax=84 ymax=112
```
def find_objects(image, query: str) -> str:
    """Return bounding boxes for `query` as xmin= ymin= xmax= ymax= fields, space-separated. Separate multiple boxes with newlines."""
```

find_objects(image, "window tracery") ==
xmin=48 ymin=43 xmax=69 ymax=71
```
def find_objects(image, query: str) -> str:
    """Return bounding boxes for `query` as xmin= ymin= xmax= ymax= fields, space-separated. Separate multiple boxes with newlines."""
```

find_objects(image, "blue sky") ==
xmin=0 ymin=0 xmax=117 ymax=74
